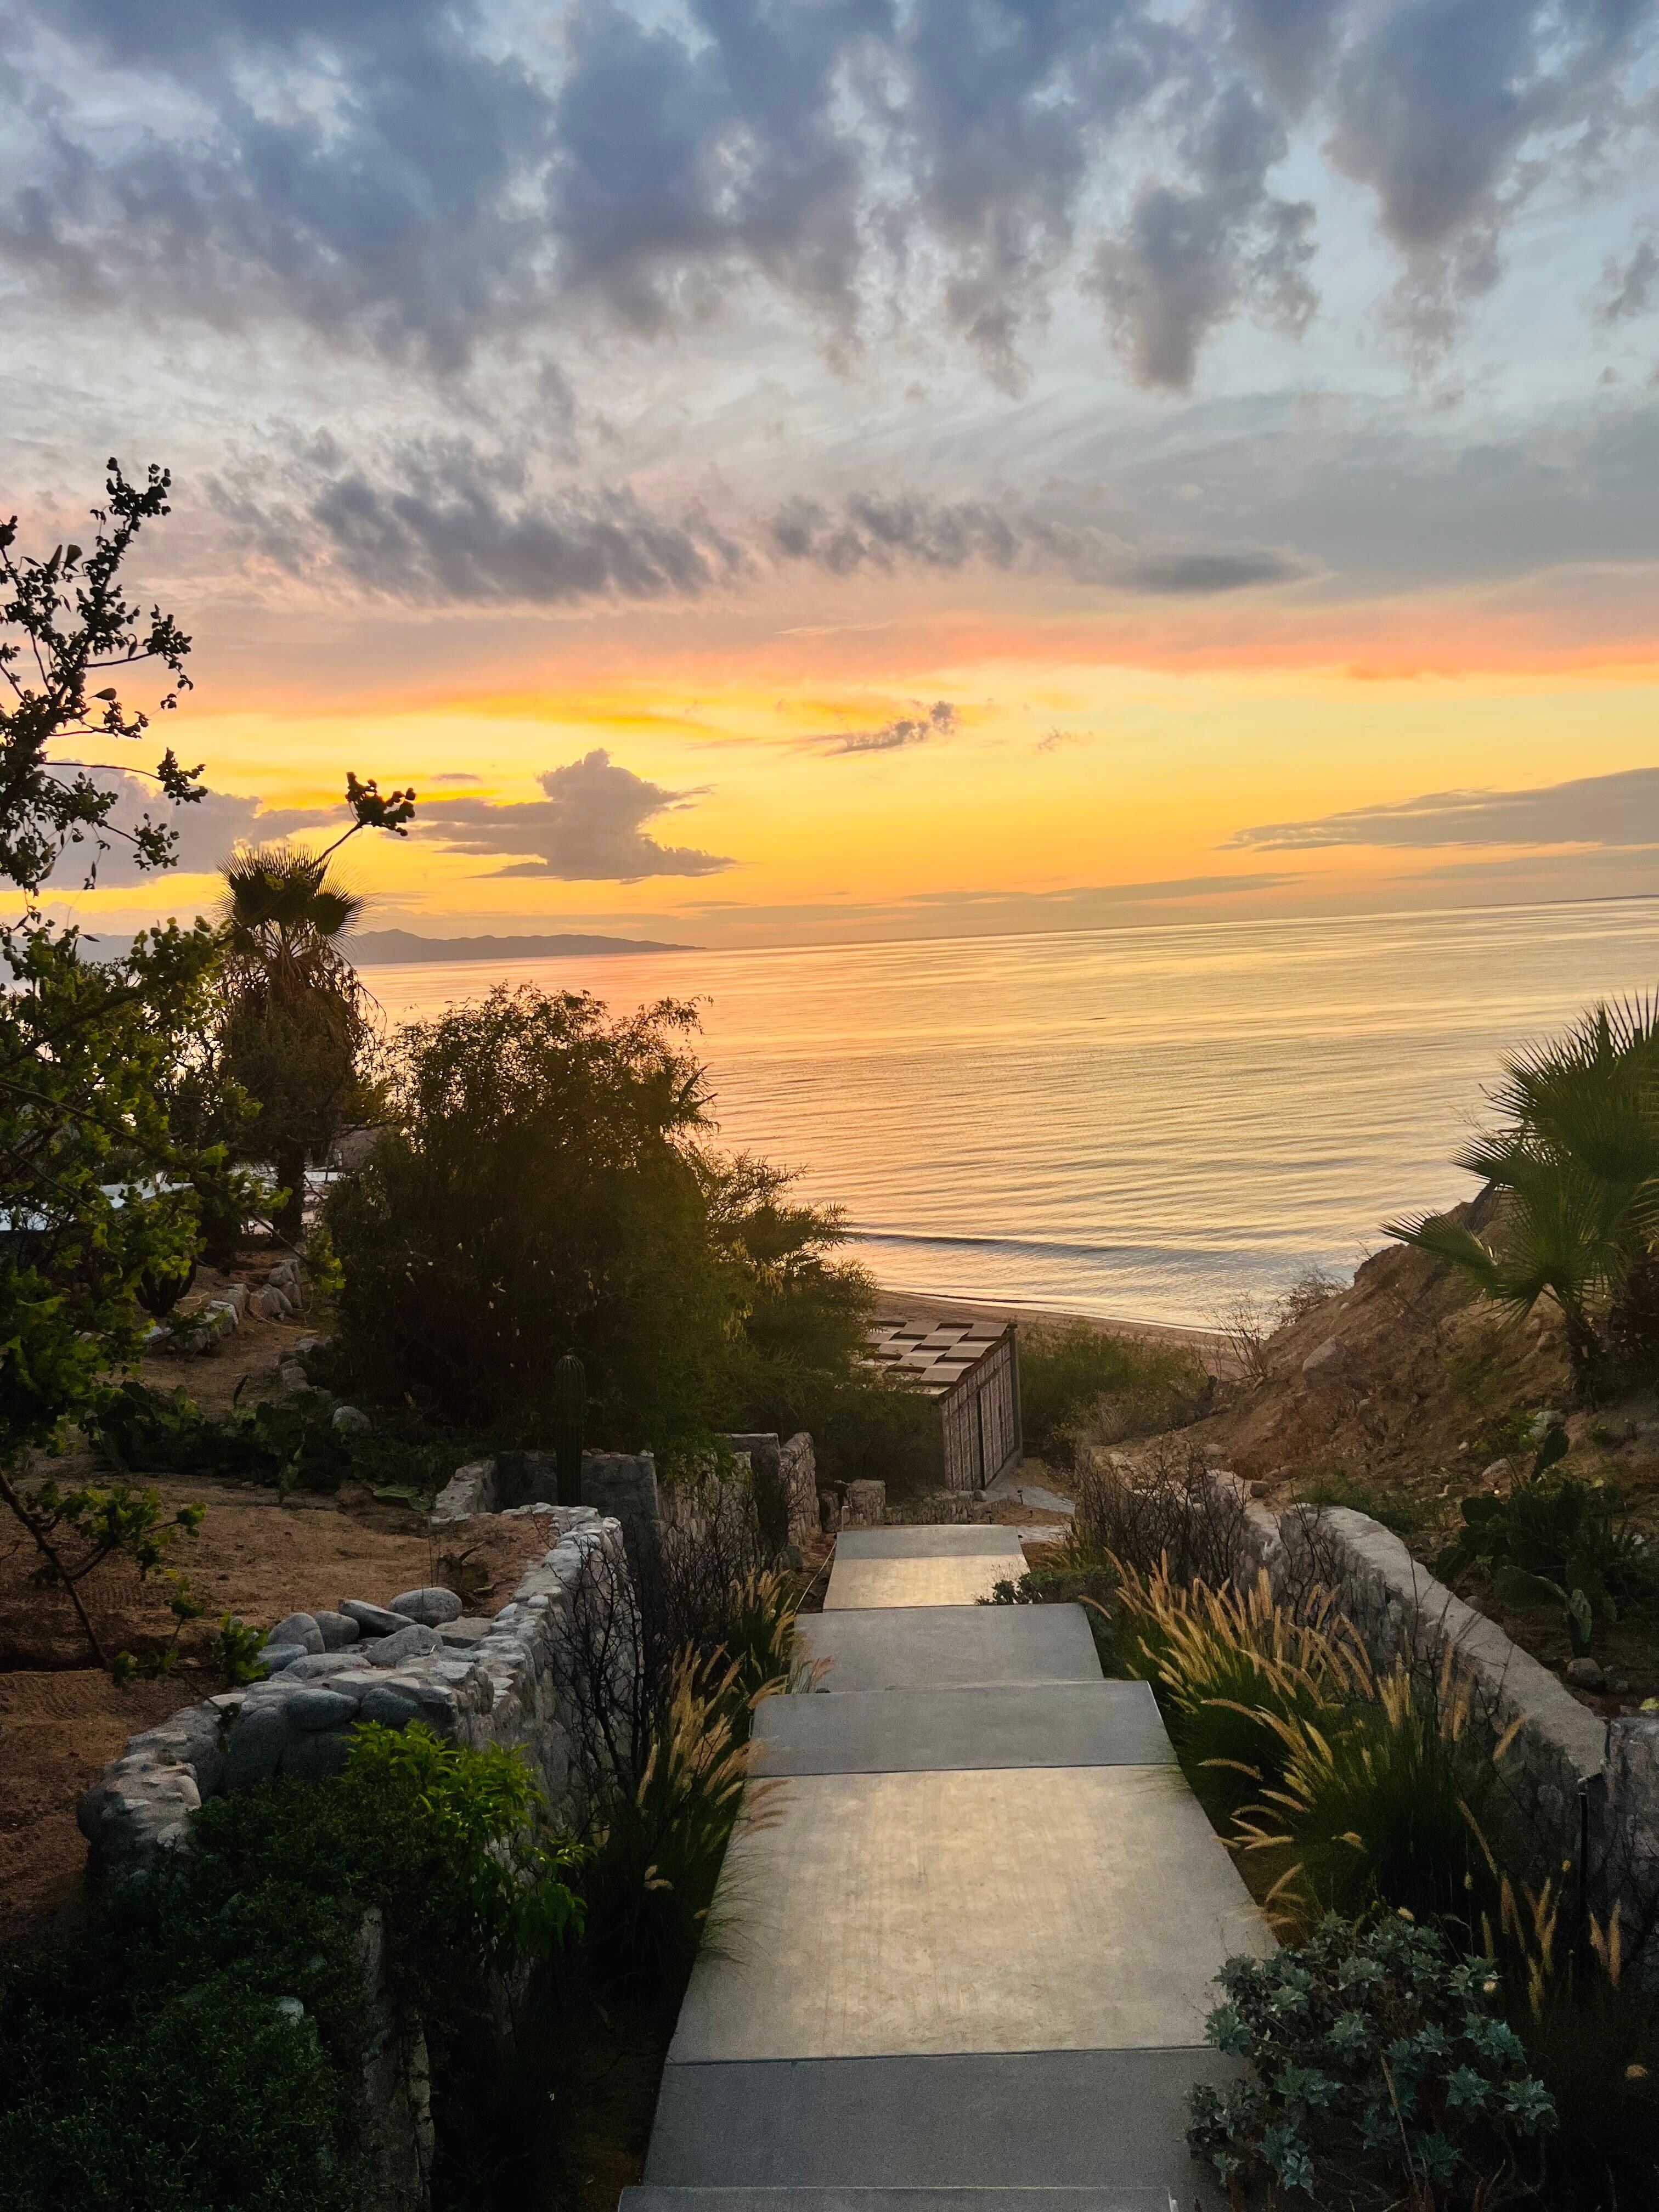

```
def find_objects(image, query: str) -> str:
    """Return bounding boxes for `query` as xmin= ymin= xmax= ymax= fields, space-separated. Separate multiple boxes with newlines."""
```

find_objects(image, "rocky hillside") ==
xmin=1116 ymin=1198 xmax=1659 ymax=1707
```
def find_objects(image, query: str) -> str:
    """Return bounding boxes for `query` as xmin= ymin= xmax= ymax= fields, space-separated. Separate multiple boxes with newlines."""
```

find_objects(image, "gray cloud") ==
xmin=41 ymin=770 xmax=314 ymax=887
xmin=1228 ymin=766 xmax=1659 ymax=851
xmin=769 ymin=494 xmax=1020 ymax=576
xmin=3 ymin=0 xmax=1652 ymax=416
xmin=1325 ymin=0 xmax=1655 ymax=350
xmin=1088 ymin=82 xmax=1317 ymax=390
xmin=810 ymin=703 xmax=958 ymax=757
xmin=772 ymin=488 xmax=1308 ymax=594
xmin=1223 ymin=0 xmax=1348 ymax=114
xmin=414 ymin=750 xmax=733 ymax=881
xmin=1122 ymin=545 xmax=1306 ymax=593
xmin=1599 ymin=235 xmax=1659 ymax=321
xmin=214 ymin=438 xmax=748 ymax=606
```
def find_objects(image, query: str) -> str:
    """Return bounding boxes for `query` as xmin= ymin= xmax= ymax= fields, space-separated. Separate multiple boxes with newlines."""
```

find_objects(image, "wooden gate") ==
xmin=940 ymin=1324 xmax=1023 ymax=1493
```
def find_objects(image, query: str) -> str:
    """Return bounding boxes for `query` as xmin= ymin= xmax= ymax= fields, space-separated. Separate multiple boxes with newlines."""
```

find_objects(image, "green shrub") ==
xmin=1519 ymin=1953 xmax=1659 ymax=2203
xmin=326 ymin=987 xmax=898 ymax=1470
xmin=213 ymin=1612 xmax=270 ymax=1684
xmin=86 ymin=1378 xmax=352 ymax=1492
xmin=0 ymin=1725 xmax=582 ymax=2212
xmin=1189 ymin=1913 xmax=1555 ymax=2203
xmin=1018 ymin=1319 xmax=1209 ymax=1459
xmin=1436 ymin=1424 xmax=1652 ymax=1655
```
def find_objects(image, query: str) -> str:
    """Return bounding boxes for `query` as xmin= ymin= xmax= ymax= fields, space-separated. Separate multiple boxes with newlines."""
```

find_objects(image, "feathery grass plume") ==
xmin=1233 ymin=1648 xmax=1510 ymax=1936
xmin=722 ymin=1566 xmax=827 ymax=1709
xmin=579 ymin=1644 xmax=783 ymax=1991
xmin=1474 ymin=1852 xmax=1659 ymax=2197
xmin=1103 ymin=1556 xmax=1372 ymax=1824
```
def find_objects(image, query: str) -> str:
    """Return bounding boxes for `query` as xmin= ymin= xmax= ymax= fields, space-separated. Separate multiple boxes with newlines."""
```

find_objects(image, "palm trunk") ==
xmin=274 ymin=1138 xmax=307 ymax=1246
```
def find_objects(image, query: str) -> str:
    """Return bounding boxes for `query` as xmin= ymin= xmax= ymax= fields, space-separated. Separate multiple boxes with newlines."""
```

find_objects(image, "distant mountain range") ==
xmin=348 ymin=928 xmax=693 ymax=964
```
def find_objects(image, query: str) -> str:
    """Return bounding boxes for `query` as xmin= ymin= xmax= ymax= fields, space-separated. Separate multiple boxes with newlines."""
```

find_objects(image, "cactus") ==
xmin=552 ymin=1350 xmax=586 ymax=1507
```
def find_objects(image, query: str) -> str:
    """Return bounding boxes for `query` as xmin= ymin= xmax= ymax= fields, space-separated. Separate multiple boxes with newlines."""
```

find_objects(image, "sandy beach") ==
xmin=872 ymin=1284 xmax=1228 ymax=1367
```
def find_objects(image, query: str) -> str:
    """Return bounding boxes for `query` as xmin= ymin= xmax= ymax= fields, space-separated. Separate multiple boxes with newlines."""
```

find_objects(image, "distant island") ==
xmin=348 ymin=928 xmax=694 ymax=964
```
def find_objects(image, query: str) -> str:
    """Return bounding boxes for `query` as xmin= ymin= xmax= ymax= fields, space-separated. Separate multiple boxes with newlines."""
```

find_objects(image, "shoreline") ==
xmin=871 ymin=1283 xmax=1226 ymax=1361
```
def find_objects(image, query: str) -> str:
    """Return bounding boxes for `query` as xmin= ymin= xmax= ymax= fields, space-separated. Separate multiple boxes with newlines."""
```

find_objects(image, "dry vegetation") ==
xmin=1080 ymin=1202 xmax=1659 ymax=1709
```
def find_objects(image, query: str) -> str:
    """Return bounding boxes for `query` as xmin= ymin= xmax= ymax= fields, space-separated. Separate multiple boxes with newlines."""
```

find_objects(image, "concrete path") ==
xmin=624 ymin=1525 xmax=1267 ymax=2212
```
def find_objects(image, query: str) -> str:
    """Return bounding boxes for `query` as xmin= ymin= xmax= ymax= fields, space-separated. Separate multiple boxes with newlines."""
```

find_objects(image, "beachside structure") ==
xmin=866 ymin=1314 xmax=1023 ymax=1492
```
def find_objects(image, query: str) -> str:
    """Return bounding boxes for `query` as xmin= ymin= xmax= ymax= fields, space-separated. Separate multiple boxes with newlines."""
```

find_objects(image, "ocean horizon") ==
xmin=365 ymin=898 xmax=1659 ymax=1329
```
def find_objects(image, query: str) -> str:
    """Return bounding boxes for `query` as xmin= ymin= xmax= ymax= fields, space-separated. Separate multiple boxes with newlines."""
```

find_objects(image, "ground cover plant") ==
xmin=1189 ymin=1912 xmax=1556 ymax=2207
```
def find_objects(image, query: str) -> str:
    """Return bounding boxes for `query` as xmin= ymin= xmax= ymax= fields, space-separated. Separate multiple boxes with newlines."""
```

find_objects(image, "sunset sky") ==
xmin=8 ymin=0 xmax=1659 ymax=949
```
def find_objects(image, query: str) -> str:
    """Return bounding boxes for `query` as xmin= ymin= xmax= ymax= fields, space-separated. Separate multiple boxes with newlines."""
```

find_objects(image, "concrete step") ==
xmin=752 ymin=1679 xmax=1173 ymax=1776
xmin=645 ymin=2049 xmax=1242 ymax=2197
xmin=623 ymin=2191 xmax=1177 ymax=2212
xmin=794 ymin=1602 xmax=1101 ymax=1692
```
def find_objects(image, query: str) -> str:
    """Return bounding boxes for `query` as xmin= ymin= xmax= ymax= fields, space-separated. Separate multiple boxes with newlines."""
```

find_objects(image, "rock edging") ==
xmin=78 ymin=1505 xmax=629 ymax=1882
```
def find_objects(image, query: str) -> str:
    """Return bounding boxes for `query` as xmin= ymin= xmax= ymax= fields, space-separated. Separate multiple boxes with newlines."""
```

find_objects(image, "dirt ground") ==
xmin=0 ymin=1277 xmax=558 ymax=1953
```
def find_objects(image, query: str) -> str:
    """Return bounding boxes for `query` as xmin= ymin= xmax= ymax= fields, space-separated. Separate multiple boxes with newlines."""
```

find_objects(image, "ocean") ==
xmin=365 ymin=900 xmax=1659 ymax=1328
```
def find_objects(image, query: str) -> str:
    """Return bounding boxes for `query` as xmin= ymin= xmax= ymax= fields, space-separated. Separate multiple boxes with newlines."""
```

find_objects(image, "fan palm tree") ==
xmin=215 ymin=844 xmax=373 ymax=1242
xmin=1387 ymin=998 xmax=1659 ymax=1387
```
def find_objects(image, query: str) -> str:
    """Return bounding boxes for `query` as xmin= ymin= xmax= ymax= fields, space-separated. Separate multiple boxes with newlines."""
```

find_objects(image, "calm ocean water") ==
xmin=365 ymin=902 xmax=1659 ymax=1328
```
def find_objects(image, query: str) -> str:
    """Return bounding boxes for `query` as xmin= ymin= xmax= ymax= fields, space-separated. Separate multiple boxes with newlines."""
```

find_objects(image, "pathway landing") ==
xmin=623 ymin=1524 xmax=1266 ymax=2212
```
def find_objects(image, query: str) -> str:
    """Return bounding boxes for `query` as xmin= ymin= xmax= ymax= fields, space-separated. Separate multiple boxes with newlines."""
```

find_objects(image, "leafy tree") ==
xmin=1389 ymin=998 xmax=1659 ymax=1388
xmin=0 ymin=460 xmax=414 ymax=1661
xmin=327 ymin=985 xmax=891 ymax=1462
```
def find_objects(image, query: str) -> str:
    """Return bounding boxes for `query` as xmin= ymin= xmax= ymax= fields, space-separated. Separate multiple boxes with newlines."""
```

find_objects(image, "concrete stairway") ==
xmin=622 ymin=1525 xmax=1267 ymax=2212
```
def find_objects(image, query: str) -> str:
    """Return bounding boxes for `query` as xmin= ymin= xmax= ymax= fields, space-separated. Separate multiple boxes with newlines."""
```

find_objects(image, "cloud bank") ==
xmin=1229 ymin=766 xmax=1659 ymax=851
xmin=6 ymin=0 xmax=1652 ymax=393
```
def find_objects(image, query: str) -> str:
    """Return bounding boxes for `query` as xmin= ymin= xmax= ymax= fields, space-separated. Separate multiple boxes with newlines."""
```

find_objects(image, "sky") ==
xmin=7 ymin=0 xmax=1659 ymax=951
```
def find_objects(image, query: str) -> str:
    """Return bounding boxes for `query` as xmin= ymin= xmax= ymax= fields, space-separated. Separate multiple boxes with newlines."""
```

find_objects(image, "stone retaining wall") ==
xmin=432 ymin=1432 xmax=821 ymax=1554
xmin=431 ymin=1450 xmax=659 ymax=1551
xmin=1205 ymin=1471 xmax=1659 ymax=1965
xmin=78 ymin=1505 xmax=629 ymax=1882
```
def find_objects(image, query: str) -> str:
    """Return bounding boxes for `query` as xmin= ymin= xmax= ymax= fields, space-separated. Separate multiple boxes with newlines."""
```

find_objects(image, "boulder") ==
xmin=1302 ymin=1337 xmax=1350 ymax=1389
xmin=257 ymin=1640 xmax=309 ymax=1674
xmin=359 ymin=1684 xmax=424 ymax=1728
xmin=286 ymin=1687 xmax=360 ymax=1731
xmin=1565 ymin=1657 xmax=1606 ymax=1690
xmin=331 ymin=1403 xmax=372 ymax=1436
xmin=1479 ymin=1458 xmax=1514 ymax=1487
xmin=278 ymin=1360 xmax=312 ymax=1395
xmin=312 ymin=1609 xmax=361 ymax=1650
xmin=269 ymin=1611 xmax=324 ymax=1655
xmin=339 ymin=1599 xmax=410 ymax=1638
xmin=365 ymin=1623 xmax=443 ymax=1668
xmin=1531 ymin=1409 xmax=1564 ymax=1446
xmin=391 ymin=1586 xmax=463 ymax=1627
xmin=284 ymin=1651 xmax=364 ymax=1681
xmin=252 ymin=1284 xmax=292 ymax=1321
xmin=281 ymin=1732 xmax=353 ymax=1781
xmin=221 ymin=1705 xmax=289 ymax=1791
xmin=439 ymin=1617 xmax=497 ymax=1649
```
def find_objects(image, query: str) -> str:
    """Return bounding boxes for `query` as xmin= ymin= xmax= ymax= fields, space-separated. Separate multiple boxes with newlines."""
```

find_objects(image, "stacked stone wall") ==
xmin=1201 ymin=1472 xmax=1659 ymax=1971
xmin=78 ymin=1505 xmax=628 ymax=1881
